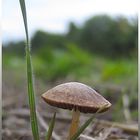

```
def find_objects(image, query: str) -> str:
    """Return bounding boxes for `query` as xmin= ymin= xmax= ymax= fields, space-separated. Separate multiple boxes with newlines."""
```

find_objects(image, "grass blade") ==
xmin=19 ymin=0 xmax=40 ymax=140
xmin=45 ymin=112 xmax=56 ymax=140
xmin=70 ymin=105 xmax=108 ymax=140
xmin=70 ymin=115 xmax=95 ymax=140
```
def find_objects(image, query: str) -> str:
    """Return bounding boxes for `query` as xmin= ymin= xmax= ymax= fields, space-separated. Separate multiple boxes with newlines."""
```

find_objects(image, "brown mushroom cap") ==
xmin=42 ymin=82 xmax=111 ymax=113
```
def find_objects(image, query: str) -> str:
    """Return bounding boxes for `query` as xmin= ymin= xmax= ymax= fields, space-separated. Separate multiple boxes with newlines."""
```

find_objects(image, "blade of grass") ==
xmin=19 ymin=0 xmax=40 ymax=140
xmin=70 ymin=105 xmax=108 ymax=140
xmin=70 ymin=115 xmax=96 ymax=140
xmin=45 ymin=112 xmax=56 ymax=140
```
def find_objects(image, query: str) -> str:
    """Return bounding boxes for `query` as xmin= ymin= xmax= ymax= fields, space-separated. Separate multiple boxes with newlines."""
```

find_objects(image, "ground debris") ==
xmin=2 ymin=107 xmax=138 ymax=140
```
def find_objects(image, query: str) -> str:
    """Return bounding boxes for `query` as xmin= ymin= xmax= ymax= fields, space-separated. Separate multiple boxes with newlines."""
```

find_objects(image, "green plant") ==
xmin=19 ymin=1 xmax=40 ymax=139
xmin=19 ymin=1 xmax=55 ymax=140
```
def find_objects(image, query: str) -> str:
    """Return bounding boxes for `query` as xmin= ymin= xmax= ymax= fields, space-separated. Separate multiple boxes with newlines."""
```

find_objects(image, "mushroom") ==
xmin=42 ymin=82 xmax=111 ymax=139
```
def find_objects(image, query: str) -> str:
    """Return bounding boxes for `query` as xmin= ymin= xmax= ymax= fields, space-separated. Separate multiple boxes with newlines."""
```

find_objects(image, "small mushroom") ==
xmin=42 ymin=82 xmax=111 ymax=139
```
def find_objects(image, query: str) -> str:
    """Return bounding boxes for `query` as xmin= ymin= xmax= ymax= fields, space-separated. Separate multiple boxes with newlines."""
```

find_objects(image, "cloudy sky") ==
xmin=2 ymin=0 xmax=138 ymax=42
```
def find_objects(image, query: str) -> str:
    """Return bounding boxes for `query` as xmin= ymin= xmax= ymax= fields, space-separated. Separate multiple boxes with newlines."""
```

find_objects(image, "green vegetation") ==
xmin=45 ymin=112 xmax=56 ymax=140
xmin=19 ymin=0 xmax=40 ymax=139
xmin=3 ymin=46 xmax=137 ymax=84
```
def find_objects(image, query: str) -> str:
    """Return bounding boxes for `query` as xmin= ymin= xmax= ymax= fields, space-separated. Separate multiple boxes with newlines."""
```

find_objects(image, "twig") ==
xmin=99 ymin=120 xmax=138 ymax=135
xmin=99 ymin=125 xmax=114 ymax=140
xmin=6 ymin=108 xmax=71 ymax=122
xmin=2 ymin=128 xmax=32 ymax=136
xmin=122 ymin=93 xmax=131 ymax=122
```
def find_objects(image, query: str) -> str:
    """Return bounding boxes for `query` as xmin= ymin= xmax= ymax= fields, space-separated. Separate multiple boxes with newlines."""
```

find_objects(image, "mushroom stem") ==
xmin=68 ymin=108 xmax=80 ymax=140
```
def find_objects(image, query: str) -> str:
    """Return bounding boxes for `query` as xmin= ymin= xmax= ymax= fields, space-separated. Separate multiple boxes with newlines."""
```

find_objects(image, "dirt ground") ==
xmin=2 ymin=71 xmax=138 ymax=140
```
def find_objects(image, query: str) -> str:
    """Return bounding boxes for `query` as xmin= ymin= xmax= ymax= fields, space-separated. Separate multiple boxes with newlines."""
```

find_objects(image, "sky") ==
xmin=2 ymin=0 xmax=139 ymax=43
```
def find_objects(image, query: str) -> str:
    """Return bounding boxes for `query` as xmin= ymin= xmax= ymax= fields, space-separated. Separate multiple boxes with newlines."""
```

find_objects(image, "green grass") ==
xmin=19 ymin=0 xmax=40 ymax=140
xmin=101 ymin=58 xmax=137 ymax=83
xmin=3 ymin=49 xmax=137 ymax=85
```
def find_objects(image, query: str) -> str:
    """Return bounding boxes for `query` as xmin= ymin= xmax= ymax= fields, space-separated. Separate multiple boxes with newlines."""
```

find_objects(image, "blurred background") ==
xmin=2 ymin=0 xmax=138 ymax=139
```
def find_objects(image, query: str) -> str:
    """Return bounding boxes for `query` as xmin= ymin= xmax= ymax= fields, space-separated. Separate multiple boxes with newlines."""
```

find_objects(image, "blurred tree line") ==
xmin=3 ymin=15 xmax=138 ymax=58
xmin=3 ymin=15 xmax=138 ymax=91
